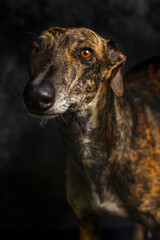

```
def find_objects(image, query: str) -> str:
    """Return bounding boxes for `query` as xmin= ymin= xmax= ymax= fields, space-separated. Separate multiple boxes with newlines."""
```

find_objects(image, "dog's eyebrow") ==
xmin=80 ymin=30 xmax=99 ymax=44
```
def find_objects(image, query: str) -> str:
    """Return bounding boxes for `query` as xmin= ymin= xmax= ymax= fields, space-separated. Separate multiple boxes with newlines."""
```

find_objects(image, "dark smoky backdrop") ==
xmin=0 ymin=0 xmax=160 ymax=239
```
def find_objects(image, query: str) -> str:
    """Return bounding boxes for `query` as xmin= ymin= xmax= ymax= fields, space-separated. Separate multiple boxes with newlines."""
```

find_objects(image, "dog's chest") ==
xmin=67 ymin=150 xmax=127 ymax=218
xmin=67 ymin=133 xmax=128 ymax=218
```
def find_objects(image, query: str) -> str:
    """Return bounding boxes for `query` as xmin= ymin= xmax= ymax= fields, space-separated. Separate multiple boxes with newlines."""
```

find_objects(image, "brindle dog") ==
xmin=23 ymin=27 xmax=160 ymax=239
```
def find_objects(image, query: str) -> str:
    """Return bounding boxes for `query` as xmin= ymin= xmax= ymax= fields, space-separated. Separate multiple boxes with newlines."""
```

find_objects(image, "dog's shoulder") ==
xmin=124 ymin=56 xmax=160 ymax=116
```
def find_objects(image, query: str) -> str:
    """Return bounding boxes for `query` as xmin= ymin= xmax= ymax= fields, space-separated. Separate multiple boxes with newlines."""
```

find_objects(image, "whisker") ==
xmin=39 ymin=117 xmax=59 ymax=134
xmin=56 ymin=115 xmax=60 ymax=124
xmin=17 ymin=101 xmax=27 ymax=116
xmin=60 ymin=114 xmax=67 ymax=124
xmin=14 ymin=90 xmax=23 ymax=101
xmin=50 ymin=118 xmax=60 ymax=137
xmin=40 ymin=118 xmax=49 ymax=129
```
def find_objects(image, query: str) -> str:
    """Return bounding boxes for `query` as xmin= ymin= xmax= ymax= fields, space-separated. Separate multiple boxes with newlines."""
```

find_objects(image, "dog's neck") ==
xmin=59 ymin=78 xmax=133 ymax=195
xmin=59 ymin=79 xmax=133 ymax=167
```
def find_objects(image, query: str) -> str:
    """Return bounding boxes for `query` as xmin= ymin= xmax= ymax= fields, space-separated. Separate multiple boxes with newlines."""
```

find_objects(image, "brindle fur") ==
xmin=23 ymin=27 xmax=160 ymax=239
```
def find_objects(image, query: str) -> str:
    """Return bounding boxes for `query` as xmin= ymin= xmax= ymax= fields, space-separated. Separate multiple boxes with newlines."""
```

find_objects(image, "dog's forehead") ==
xmin=40 ymin=27 xmax=102 ymax=45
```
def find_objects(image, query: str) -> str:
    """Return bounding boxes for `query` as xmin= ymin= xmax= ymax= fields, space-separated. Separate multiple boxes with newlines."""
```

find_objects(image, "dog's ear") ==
xmin=110 ymin=71 xmax=124 ymax=97
xmin=106 ymin=40 xmax=126 ymax=97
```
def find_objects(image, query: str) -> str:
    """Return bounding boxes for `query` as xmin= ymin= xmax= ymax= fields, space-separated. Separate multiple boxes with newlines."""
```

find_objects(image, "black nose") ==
xmin=23 ymin=82 xmax=55 ymax=111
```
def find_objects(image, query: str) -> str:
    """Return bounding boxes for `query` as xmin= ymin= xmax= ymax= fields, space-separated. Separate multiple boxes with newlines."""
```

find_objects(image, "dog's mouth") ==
xmin=23 ymin=100 xmax=81 ymax=119
xmin=24 ymin=105 xmax=81 ymax=119
xmin=27 ymin=110 xmax=59 ymax=119
xmin=23 ymin=101 xmax=59 ymax=119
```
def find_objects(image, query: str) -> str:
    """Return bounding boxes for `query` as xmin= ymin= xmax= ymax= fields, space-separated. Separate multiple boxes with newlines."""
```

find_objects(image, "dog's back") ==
xmin=122 ymin=56 xmax=160 ymax=229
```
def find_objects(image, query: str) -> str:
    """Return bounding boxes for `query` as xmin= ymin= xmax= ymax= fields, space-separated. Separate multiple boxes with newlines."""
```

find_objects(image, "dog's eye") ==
xmin=27 ymin=43 xmax=40 ymax=58
xmin=79 ymin=48 xmax=93 ymax=60
xmin=31 ymin=46 xmax=39 ymax=55
xmin=30 ymin=45 xmax=39 ymax=55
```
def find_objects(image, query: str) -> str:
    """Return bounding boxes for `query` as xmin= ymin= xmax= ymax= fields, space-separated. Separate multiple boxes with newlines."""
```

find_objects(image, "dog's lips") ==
xmin=23 ymin=102 xmax=59 ymax=119
xmin=27 ymin=110 xmax=59 ymax=119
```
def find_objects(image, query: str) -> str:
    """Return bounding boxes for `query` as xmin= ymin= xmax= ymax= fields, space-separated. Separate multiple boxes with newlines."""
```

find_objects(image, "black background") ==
xmin=0 ymin=0 xmax=160 ymax=239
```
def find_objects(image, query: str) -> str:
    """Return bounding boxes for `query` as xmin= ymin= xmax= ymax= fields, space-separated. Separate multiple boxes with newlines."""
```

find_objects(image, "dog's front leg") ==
xmin=66 ymin=157 xmax=101 ymax=240
xmin=132 ymin=224 xmax=144 ymax=240
xmin=79 ymin=215 xmax=100 ymax=240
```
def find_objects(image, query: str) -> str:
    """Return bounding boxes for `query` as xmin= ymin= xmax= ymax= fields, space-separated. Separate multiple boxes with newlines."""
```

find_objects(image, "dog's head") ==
xmin=23 ymin=27 xmax=126 ymax=118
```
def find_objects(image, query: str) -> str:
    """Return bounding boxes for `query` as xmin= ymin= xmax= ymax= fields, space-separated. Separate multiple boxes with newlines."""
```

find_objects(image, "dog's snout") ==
xmin=23 ymin=82 xmax=55 ymax=112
